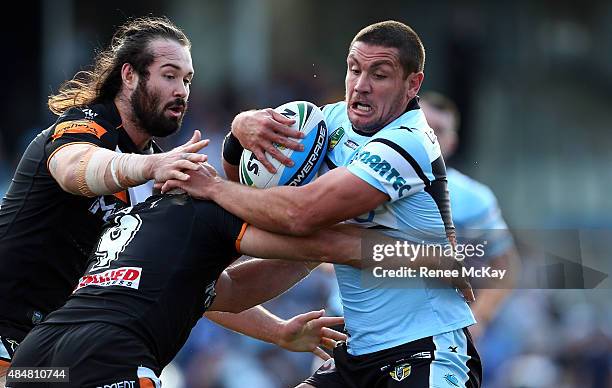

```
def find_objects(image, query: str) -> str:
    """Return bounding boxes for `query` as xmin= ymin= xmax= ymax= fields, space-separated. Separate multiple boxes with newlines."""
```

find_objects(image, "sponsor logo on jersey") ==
xmin=354 ymin=151 xmax=411 ymax=197
xmin=444 ymin=373 xmax=461 ymax=387
xmin=31 ymin=311 xmax=43 ymax=325
xmin=75 ymin=267 xmax=142 ymax=291
xmin=390 ymin=363 xmax=411 ymax=382
xmin=424 ymin=127 xmax=437 ymax=144
xmin=80 ymin=108 xmax=99 ymax=120
xmin=96 ymin=380 xmax=136 ymax=388
xmin=89 ymin=195 xmax=128 ymax=222
xmin=51 ymin=120 xmax=107 ymax=140
xmin=328 ymin=127 xmax=345 ymax=150
xmin=344 ymin=139 xmax=359 ymax=150
xmin=410 ymin=351 xmax=432 ymax=359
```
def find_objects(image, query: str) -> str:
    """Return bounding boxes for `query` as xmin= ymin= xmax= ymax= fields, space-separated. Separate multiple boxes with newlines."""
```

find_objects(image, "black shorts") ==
xmin=7 ymin=322 xmax=161 ymax=388
xmin=304 ymin=328 xmax=481 ymax=388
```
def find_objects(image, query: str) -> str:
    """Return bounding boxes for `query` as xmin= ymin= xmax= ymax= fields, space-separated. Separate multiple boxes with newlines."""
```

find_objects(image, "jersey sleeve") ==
xmin=45 ymin=115 xmax=118 ymax=164
xmin=196 ymin=201 xmax=247 ymax=260
xmin=347 ymin=131 xmax=434 ymax=202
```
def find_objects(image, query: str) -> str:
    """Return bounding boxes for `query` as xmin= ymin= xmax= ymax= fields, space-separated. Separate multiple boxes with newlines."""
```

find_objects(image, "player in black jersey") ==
xmin=7 ymin=193 xmax=362 ymax=387
xmin=0 ymin=18 xmax=208 ymax=375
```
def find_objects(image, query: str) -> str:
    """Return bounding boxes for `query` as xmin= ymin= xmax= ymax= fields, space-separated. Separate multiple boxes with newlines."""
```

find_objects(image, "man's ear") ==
xmin=121 ymin=63 xmax=139 ymax=92
xmin=406 ymin=71 xmax=425 ymax=100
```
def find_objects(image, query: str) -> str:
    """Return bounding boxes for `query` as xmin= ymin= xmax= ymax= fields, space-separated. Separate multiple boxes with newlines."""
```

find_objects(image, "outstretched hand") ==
xmin=275 ymin=310 xmax=346 ymax=361
xmin=149 ymin=130 xmax=209 ymax=183
xmin=231 ymin=109 xmax=303 ymax=173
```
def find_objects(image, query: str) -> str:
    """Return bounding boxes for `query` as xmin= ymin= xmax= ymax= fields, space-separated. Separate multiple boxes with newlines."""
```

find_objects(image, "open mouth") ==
xmin=167 ymin=105 xmax=185 ymax=117
xmin=351 ymin=101 xmax=372 ymax=113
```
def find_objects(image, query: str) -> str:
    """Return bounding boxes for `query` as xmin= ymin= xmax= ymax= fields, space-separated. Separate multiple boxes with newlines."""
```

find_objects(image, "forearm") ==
xmin=204 ymin=306 xmax=283 ymax=345
xmin=241 ymin=225 xmax=361 ymax=267
xmin=49 ymin=143 xmax=153 ymax=196
xmin=209 ymin=178 xmax=309 ymax=235
xmin=210 ymin=258 xmax=313 ymax=313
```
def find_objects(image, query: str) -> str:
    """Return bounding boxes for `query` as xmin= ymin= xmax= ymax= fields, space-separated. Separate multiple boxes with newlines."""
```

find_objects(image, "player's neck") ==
xmin=113 ymin=97 xmax=152 ymax=151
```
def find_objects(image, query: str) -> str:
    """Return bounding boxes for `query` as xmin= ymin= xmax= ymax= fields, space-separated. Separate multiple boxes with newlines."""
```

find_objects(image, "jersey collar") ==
xmin=105 ymin=101 xmax=163 ymax=155
xmin=351 ymin=96 xmax=421 ymax=137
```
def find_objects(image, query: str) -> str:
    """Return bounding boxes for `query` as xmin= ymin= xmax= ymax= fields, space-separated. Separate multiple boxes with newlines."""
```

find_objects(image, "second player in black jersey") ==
xmin=8 ymin=194 xmax=361 ymax=387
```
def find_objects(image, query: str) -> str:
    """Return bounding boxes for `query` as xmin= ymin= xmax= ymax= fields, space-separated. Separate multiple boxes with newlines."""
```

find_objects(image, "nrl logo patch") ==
xmin=390 ymin=363 xmax=411 ymax=382
xmin=328 ymin=127 xmax=345 ymax=150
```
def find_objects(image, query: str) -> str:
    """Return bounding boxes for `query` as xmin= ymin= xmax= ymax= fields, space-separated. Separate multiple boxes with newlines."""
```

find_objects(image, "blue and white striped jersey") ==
xmin=320 ymin=100 xmax=475 ymax=355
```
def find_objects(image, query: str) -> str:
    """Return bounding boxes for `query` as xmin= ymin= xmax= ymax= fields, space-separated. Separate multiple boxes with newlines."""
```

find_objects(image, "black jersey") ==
xmin=0 ymin=102 xmax=160 ymax=341
xmin=44 ymin=194 xmax=245 ymax=371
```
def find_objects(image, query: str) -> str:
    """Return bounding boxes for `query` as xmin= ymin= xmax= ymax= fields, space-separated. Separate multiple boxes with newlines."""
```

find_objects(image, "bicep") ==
xmin=47 ymin=143 xmax=98 ymax=187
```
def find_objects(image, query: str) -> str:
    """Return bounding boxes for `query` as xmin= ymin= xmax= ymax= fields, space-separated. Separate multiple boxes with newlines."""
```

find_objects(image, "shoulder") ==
xmin=60 ymin=102 xmax=120 ymax=126
xmin=448 ymin=169 xmax=497 ymax=204
xmin=49 ymin=102 xmax=121 ymax=146
xmin=322 ymin=101 xmax=347 ymax=124
xmin=368 ymin=110 xmax=438 ymax=159
xmin=447 ymin=168 xmax=500 ymax=221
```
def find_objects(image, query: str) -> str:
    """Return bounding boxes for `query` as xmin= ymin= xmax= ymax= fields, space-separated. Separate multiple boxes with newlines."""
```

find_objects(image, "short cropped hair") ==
xmin=351 ymin=20 xmax=425 ymax=78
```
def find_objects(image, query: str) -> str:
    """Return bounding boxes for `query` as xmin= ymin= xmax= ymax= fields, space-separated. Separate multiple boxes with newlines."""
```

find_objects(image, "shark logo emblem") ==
xmin=444 ymin=373 xmax=461 ymax=387
xmin=390 ymin=363 xmax=411 ymax=382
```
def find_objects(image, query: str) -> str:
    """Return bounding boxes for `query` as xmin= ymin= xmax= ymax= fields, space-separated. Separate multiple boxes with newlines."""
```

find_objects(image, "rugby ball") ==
xmin=239 ymin=101 xmax=328 ymax=188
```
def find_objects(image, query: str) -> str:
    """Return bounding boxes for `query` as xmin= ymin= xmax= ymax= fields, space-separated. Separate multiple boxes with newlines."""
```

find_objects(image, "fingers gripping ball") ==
xmin=239 ymin=101 xmax=328 ymax=188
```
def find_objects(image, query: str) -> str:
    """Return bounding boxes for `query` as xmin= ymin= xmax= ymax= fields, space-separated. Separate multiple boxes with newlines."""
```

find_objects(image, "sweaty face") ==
xmin=345 ymin=42 xmax=415 ymax=133
xmin=130 ymin=39 xmax=194 ymax=138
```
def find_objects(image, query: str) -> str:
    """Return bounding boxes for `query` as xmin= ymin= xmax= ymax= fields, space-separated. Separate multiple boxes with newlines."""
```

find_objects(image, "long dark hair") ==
xmin=48 ymin=16 xmax=191 ymax=115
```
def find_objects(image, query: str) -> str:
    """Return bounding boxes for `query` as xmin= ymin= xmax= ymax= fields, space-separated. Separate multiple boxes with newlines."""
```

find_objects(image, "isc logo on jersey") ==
xmin=239 ymin=101 xmax=328 ymax=188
